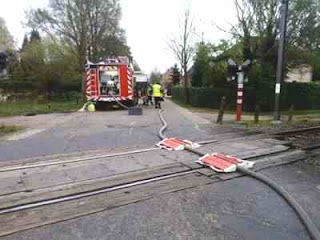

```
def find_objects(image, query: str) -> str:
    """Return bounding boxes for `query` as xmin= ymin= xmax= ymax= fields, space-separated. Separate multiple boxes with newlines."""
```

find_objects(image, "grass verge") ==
xmin=0 ymin=100 xmax=83 ymax=117
xmin=237 ymin=119 xmax=320 ymax=131
xmin=171 ymin=99 xmax=320 ymax=117
xmin=170 ymin=99 xmax=236 ymax=114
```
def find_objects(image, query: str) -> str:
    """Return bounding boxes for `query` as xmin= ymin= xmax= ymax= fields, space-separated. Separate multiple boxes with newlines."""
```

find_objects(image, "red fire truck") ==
xmin=84 ymin=57 xmax=135 ymax=105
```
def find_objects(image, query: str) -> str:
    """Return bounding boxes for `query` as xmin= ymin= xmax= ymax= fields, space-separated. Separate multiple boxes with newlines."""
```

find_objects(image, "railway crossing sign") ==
xmin=227 ymin=59 xmax=251 ymax=122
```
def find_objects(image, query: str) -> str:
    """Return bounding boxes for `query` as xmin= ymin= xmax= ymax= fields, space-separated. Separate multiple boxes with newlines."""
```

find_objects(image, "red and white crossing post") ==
xmin=236 ymin=69 xmax=244 ymax=121
xmin=227 ymin=59 xmax=251 ymax=122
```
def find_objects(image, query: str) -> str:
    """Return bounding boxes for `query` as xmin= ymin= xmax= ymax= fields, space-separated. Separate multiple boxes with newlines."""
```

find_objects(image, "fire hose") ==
xmin=157 ymin=109 xmax=320 ymax=240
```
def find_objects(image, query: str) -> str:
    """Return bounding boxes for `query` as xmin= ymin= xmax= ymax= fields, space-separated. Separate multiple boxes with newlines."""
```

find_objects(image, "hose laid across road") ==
xmin=158 ymin=109 xmax=168 ymax=140
xmin=158 ymin=109 xmax=320 ymax=240
xmin=238 ymin=166 xmax=320 ymax=240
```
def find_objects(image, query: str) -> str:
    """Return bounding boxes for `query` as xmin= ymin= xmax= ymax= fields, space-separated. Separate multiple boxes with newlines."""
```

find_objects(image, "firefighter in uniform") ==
xmin=147 ymin=85 xmax=153 ymax=106
xmin=152 ymin=82 xmax=163 ymax=109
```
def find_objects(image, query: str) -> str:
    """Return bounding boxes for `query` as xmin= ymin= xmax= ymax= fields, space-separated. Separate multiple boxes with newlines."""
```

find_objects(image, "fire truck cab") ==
xmin=84 ymin=57 xmax=135 ymax=106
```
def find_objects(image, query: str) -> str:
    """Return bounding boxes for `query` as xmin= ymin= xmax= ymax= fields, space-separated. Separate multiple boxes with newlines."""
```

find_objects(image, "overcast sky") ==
xmin=0 ymin=0 xmax=236 ymax=73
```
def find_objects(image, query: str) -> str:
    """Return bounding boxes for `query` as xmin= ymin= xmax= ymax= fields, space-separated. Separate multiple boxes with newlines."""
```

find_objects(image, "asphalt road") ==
xmin=1 ymin=100 xmax=319 ymax=240
xmin=0 ymin=100 xmax=243 ymax=162
xmin=3 ymin=162 xmax=320 ymax=240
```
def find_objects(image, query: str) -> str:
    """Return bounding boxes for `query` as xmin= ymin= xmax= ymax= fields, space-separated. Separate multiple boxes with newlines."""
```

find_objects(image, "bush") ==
xmin=172 ymin=82 xmax=320 ymax=112
xmin=0 ymin=75 xmax=81 ymax=101
xmin=283 ymin=82 xmax=320 ymax=110
xmin=172 ymin=87 xmax=235 ymax=109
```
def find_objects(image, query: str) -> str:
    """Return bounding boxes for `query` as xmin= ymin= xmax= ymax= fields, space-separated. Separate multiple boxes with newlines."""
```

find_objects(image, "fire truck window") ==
xmin=100 ymin=70 xmax=120 ymax=95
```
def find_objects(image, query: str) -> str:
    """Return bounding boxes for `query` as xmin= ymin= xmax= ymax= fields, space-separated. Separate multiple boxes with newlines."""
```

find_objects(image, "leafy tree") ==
xmin=21 ymin=35 xmax=29 ymax=51
xmin=171 ymin=64 xmax=181 ymax=85
xmin=311 ymin=52 xmax=320 ymax=81
xmin=28 ymin=0 xmax=130 ymax=72
xmin=192 ymin=42 xmax=211 ymax=87
xmin=12 ymin=34 xmax=80 ymax=97
xmin=230 ymin=0 xmax=320 ymax=72
xmin=287 ymin=0 xmax=320 ymax=52
xmin=219 ymin=0 xmax=320 ymax=107
xmin=0 ymin=18 xmax=14 ymax=76
xmin=191 ymin=40 xmax=242 ymax=88
xmin=133 ymin=61 xmax=141 ymax=72
xmin=149 ymin=69 xmax=162 ymax=84
xmin=19 ymin=39 xmax=46 ymax=92
xmin=30 ymin=29 xmax=41 ymax=43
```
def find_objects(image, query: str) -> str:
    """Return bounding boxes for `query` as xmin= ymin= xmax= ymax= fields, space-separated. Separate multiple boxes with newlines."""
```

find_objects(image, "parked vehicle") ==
xmin=84 ymin=57 xmax=135 ymax=106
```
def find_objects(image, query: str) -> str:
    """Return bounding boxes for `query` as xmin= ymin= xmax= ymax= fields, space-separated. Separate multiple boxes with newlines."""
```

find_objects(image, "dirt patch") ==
xmin=279 ymin=130 xmax=320 ymax=149
xmin=274 ymin=127 xmax=320 ymax=168
xmin=0 ymin=125 xmax=24 ymax=137
xmin=305 ymin=155 xmax=320 ymax=168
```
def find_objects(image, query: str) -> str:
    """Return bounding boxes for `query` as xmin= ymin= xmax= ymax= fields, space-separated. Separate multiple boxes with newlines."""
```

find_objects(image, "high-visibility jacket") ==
xmin=153 ymin=84 xmax=163 ymax=97
xmin=87 ymin=103 xmax=96 ymax=112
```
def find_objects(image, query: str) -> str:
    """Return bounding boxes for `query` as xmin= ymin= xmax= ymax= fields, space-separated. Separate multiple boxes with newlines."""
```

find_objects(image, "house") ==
xmin=161 ymin=68 xmax=173 ymax=89
xmin=161 ymin=66 xmax=191 ymax=90
xmin=285 ymin=65 xmax=313 ymax=83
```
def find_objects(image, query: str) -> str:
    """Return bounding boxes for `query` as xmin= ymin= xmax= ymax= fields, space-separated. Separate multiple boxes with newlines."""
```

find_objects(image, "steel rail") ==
xmin=0 ymin=148 xmax=297 ymax=216
xmin=0 ymin=138 xmax=221 ymax=173
xmin=0 ymin=148 xmax=161 ymax=173
xmin=2 ymin=106 xmax=319 ymax=238
xmin=159 ymin=109 xmax=320 ymax=240
xmin=303 ymin=144 xmax=320 ymax=151
xmin=0 ymin=169 xmax=198 ymax=215
xmin=0 ymin=108 xmax=218 ymax=173
xmin=274 ymin=126 xmax=320 ymax=136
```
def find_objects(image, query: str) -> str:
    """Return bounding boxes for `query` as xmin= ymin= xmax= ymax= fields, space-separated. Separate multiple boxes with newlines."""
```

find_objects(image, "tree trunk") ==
xmin=184 ymin=66 xmax=190 ymax=104
xmin=216 ymin=96 xmax=226 ymax=124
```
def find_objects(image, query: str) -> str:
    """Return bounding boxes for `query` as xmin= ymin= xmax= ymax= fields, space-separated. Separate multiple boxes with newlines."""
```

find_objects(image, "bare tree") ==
xmin=168 ymin=9 xmax=194 ymax=104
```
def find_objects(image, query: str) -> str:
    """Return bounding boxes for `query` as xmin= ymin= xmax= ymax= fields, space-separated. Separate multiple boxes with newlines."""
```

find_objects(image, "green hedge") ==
xmin=172 ymin=82 xmax=320 ymax=111
xmin=172 ymin=87 xmax=235 ymax=109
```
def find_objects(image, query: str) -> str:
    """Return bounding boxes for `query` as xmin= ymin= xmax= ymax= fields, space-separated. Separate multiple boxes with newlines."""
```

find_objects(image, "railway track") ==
xmin=1 ymin=123 xmax=319 ymax=216
xmin=1 ymin=110 xmax=319 ymax=239
xmin=0 ymin=169 xmax=198 ymax=215
xmin=273 ymin=125 xmax=320 ymax=136
xmin=273 ymin=125 xmax=320 ymax=151
xmin=0 ymin=139 xmax=220 ymax=173
xmin=0 ymin=145 xmax=314 ymax=217
xmin=1 ymin=131 xmax=269 ymax=174
xmin=0 ymin=145 xmax=319 ymax=238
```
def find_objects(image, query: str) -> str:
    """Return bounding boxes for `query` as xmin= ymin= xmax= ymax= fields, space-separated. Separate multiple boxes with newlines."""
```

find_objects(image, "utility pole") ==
xmin=274 ymin=0 xmax=289 ymax=122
